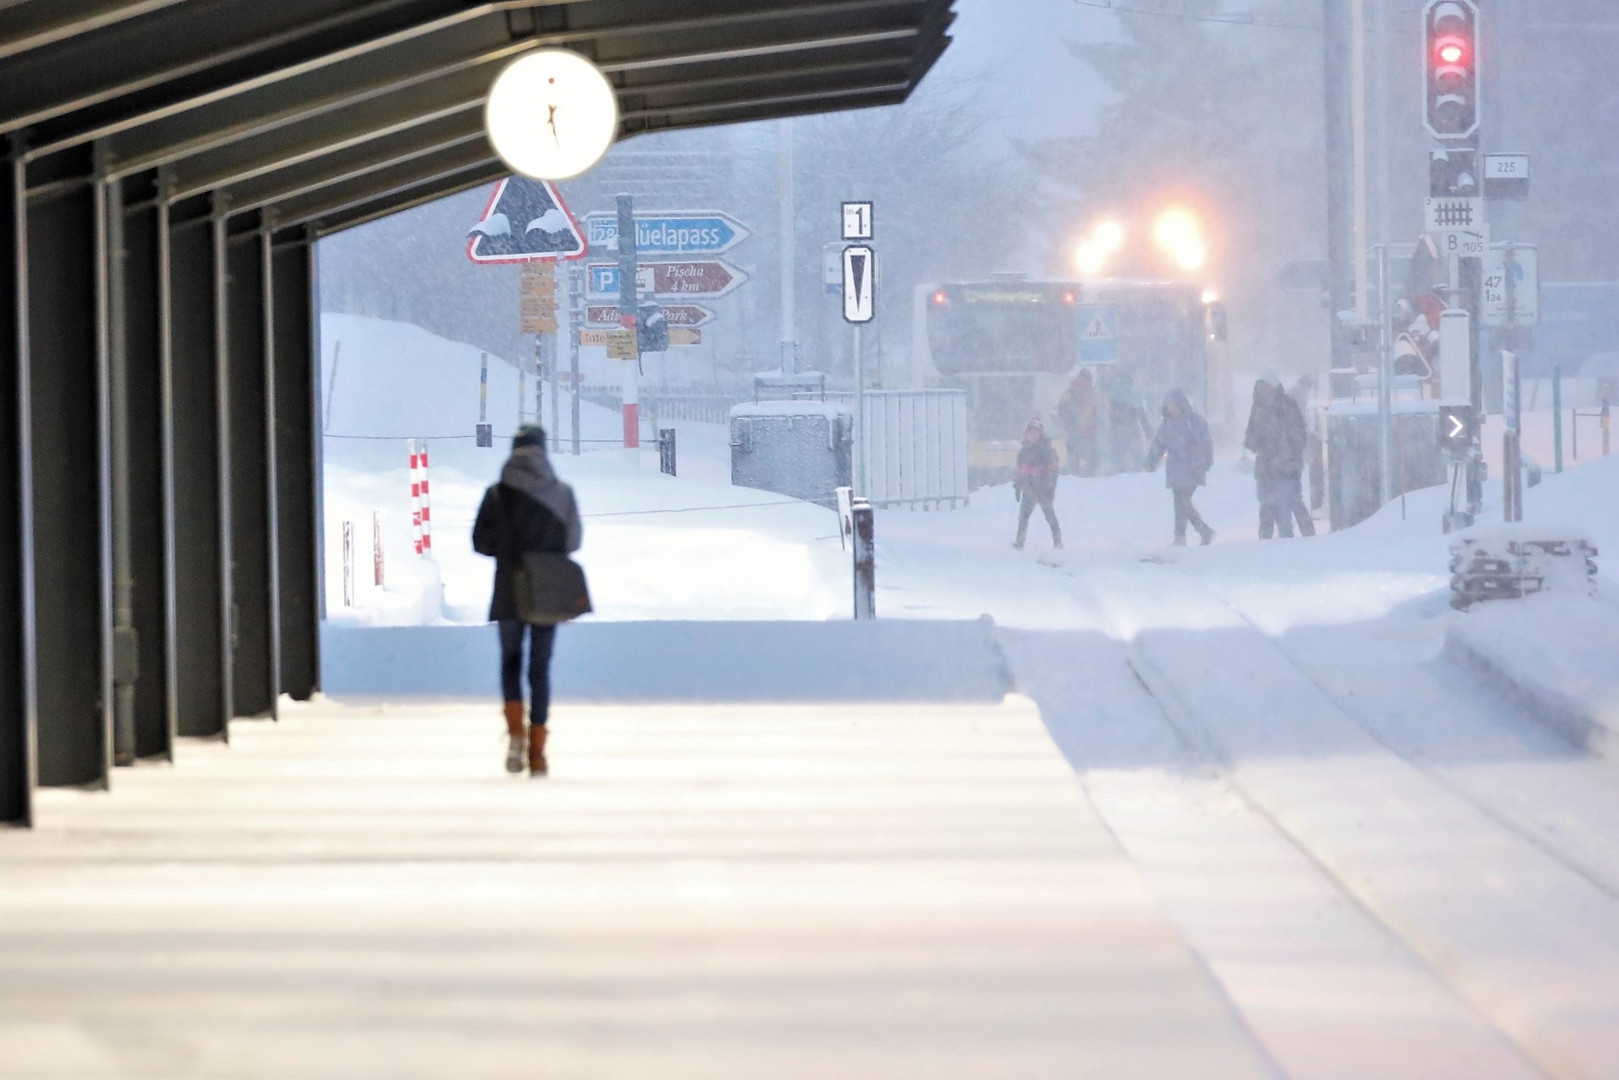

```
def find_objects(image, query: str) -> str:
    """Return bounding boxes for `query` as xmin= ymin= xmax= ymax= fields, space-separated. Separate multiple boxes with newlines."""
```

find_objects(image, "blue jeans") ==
xmin=499 ymin=621 xmax=557 ymax=726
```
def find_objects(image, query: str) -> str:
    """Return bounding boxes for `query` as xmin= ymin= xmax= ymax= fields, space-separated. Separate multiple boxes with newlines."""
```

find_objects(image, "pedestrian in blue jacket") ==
xmin=1145 ymin=388 xmax=1216 ymax=546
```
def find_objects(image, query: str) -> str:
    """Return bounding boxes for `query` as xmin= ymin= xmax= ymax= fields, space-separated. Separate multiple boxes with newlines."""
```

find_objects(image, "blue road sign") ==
xmin=583 ymin=211 xmax=749 ymax=255
xmin=1076 ymin=304 xmax=1119 ymax=365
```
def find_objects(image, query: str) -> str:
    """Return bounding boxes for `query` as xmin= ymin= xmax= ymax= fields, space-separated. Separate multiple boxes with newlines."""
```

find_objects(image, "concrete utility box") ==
xmin=730 ymin=402 xmax=853 ymax=508
xmin=1326 ymin=401 xmax=1449 ymax=531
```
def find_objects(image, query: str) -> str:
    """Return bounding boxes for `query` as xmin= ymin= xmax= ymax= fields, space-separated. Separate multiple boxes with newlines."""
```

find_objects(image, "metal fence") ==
xmin=859 ymin=390 xmax=970 ymax=510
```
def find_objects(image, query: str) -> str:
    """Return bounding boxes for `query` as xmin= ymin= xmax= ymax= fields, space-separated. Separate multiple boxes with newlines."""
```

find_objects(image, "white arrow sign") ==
xmin=842 ymin=244 xmax=875 ymax=323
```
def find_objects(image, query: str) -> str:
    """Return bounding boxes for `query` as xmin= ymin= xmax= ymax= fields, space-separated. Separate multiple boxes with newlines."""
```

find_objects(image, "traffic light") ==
xmin=1424 ymin=1 xmax=1480 ymax=140
xmin=636 ymin=301 xmax=668 ymax=354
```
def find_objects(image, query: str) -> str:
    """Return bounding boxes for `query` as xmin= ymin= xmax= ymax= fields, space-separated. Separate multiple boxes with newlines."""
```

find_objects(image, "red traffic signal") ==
xmin=1425 ymin=0 xmax=1479 ymax=139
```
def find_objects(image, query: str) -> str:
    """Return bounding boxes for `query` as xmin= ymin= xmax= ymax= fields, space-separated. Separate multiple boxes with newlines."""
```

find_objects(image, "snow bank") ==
xmin=1445 ymin=595 xmax=1619 ymax=762
xmin=322 ymin=618 xmax=1011 ymax=703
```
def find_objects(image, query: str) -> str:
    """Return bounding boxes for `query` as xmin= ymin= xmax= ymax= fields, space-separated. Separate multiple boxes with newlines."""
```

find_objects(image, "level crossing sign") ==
xmin=1076 ymin=304 xmax=1119 ymax=364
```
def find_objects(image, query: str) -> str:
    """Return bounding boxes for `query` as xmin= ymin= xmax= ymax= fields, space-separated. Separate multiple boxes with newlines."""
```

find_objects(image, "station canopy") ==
xmin=0 ymin=0 xmax=952 ymax=234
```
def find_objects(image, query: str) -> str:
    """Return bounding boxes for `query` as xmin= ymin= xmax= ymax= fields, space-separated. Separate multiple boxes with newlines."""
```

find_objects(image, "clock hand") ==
xmin=547 ymin=103 xmax=560 ymax=148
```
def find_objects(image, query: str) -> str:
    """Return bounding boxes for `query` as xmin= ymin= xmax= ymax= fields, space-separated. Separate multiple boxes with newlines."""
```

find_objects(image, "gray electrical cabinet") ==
xmin=730 ymin=403 xmax=853 ymax=508
xmin=1326 ymin=401 xmax=1448 ymax=531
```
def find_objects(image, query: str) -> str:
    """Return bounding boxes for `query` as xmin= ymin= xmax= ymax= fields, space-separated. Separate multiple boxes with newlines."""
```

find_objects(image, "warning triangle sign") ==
xmin=1082 ymin=312 xmax=1115 ymax=340
xmin=466 ymin=177 xmax=587 ymax=264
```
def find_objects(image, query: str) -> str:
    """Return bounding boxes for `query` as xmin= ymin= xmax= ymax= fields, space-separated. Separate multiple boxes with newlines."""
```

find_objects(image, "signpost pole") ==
xmin=1553 ymin=363 xmax=1563 ymax=472
xmin=779 ymin=119 xmax=796 ymax=376
xmin=546 ymin=334 xmax=559 ymax=452
xmin=1377 ymin=245 xmax=1394 ymax=506
xmin=616 ymin=193 xmax=640 ymax=453
xmin=569 ymin=265 xmax=582 ymax=456
xmin=853 ymin=322 xmax=864 ymax=496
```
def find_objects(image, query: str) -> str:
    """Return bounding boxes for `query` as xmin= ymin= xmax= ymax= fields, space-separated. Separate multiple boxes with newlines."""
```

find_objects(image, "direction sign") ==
xmin=585 ymin=303 xmax=713 ymax=328
xmin=579 ymin=327 xmax=700 ymax=348
xmin=587 ymin=260 xmax=748 ymax=298
xmin=1076 ymin=304 xmax=1119 ymax=365
xmin=1438 ymin=403 xmax=1475 ymax=452
xmin=842 ymin=244 xmax=875 ymax=323
xmin=583 ymin=211 xmax=749 ymax=255
xmin=467 ymin=177 xmax=587 ymax=264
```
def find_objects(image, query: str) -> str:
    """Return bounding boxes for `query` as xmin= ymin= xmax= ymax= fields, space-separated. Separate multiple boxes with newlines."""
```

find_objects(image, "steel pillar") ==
xmin=271 ymin=234 xmax=319 ymax=700
xmin=24 ymin=163 xmax=110 ymax=787
xmin=226 ymin=227 xmax=275 ymax=719
xmin=166 ymin=200 xmax=230 ymax=739
xmin=117 ymin=175 xmax=176 ymax=760
xmin=1 ymin=145 xmax=33 ymax=823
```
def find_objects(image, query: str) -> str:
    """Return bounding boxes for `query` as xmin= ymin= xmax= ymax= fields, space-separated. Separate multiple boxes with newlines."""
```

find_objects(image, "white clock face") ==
xmin=486 ymin=49 xmax=618 ymax=180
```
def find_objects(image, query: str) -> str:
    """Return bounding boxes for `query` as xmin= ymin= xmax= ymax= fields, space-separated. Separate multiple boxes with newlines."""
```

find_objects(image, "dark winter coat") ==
xmin=1014 ymin=436 xmax=1060 ymax=500
xmin=1243 ymin=385 xmax=1308 ymax=484
xmin=1057 ymin=380 xmax=1097 ymax=439
xmin=1146 ymin=389 xmax=1214 ymax=490
xmin=472 ymin=446 xmax=582 ymax=622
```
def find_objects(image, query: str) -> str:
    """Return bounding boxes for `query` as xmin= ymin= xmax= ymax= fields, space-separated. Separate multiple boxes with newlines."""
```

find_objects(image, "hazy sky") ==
xmin=943 ymin=0 xmax=1120 ymax=146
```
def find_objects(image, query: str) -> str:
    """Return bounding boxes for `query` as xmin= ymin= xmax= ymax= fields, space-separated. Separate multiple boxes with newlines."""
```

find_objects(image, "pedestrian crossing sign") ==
xmin=1076 ymin=304 xmax=1119 ymax=364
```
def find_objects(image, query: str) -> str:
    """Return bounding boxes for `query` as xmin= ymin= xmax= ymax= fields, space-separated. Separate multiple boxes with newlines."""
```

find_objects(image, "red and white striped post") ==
xmin=408 ymin=439 xmax=433 ymax=556
xmin=408 ymin=440 xmax=423 ymax=555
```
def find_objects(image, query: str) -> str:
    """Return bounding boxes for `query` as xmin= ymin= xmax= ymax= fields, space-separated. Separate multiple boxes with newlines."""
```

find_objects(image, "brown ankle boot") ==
xmin=528 ymin=725 xmax=548 ymax=777
xmin=503 ymin=702 xmax=527 ymax=774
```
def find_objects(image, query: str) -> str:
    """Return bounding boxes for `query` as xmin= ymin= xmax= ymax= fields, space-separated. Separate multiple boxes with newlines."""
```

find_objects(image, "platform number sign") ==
xmin=842 ymin=201 xmax=873 ymax=241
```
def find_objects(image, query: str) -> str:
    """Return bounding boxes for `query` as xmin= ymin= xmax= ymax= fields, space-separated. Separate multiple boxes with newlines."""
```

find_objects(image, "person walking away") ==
xmin=472 ymin=425 xmax=582 ymax=776
xmin=1056 ymin=370 xmax=1098 ymax=476
xmin=1013 ymin=417 xmax=1063 ymax=550
xmin=1104 ymin=369 xmax=1152 ymax=474
xmin=1145 ymin=388 xmax=1215 ymax=546
xmin=1288 ymin=374 xmax=1320 ymax=537
xmin=1243 ymin=373 xmax=1308 ymax=539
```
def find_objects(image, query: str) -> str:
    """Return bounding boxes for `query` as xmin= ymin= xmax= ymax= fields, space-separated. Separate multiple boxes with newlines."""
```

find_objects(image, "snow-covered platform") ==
xmin=0 ymin=696 xmax=1273 ymax=1079
xmin=1446 ymin=594 xmax=1619 ymax=762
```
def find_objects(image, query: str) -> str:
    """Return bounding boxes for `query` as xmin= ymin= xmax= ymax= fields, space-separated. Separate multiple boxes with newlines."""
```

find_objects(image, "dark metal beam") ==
xmin=0 ymin=0 xmax=189 ymax=64
xmin=165 ymin=204 xmax=228 ymax=740
xmin=1 ymin=0 xmax=466 ymax=141
xmin=1 ymin=141 xmax=32 ymax=823
xmin=116 ymin=175 xmax=174 ymax=760
xmin=226 ymin=226 xmax=275 ymax=720
xmin=309 ymin=159 xmax=509 ymax=237
xmin=23 ymin=171 xmax=109 ymax=788
xmin=271 ymin=235 xmax=318 ymax=700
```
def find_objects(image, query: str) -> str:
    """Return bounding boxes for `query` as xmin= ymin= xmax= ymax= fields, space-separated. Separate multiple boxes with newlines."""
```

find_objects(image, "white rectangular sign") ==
xmin=842 ymin=244 xmax=875 ymax=323
xmin=1484 ymin=154 xmax=1530 ymax=181
xmin=1425 ymin=197 xmax=1489 ymax=256
xmin=841 ymin=201 xmax=873 ymax=241
xmin=1481 ymin=245 xmax=1539 ymax=328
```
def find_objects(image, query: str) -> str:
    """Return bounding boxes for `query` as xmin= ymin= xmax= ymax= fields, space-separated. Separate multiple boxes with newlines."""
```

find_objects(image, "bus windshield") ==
xmin=925 ymin=284 xmax=1078 ymax=377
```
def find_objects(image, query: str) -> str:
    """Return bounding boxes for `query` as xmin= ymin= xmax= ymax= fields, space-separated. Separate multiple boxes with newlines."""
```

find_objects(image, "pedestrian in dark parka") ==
xmin=1145 ymin=388 xmax=1215 ymax=546
xmin=472 ymin=425 xmax=582 ymax=775
xmin=1243 ymin=372 xmax=1308 ymax=539
xmin=1012 ymin=417 xmax=1063 ymax=550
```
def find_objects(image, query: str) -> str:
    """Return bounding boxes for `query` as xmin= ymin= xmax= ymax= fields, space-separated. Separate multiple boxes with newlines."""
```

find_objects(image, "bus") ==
xmin=910 ymin=276 xmax=1210 ymax=485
